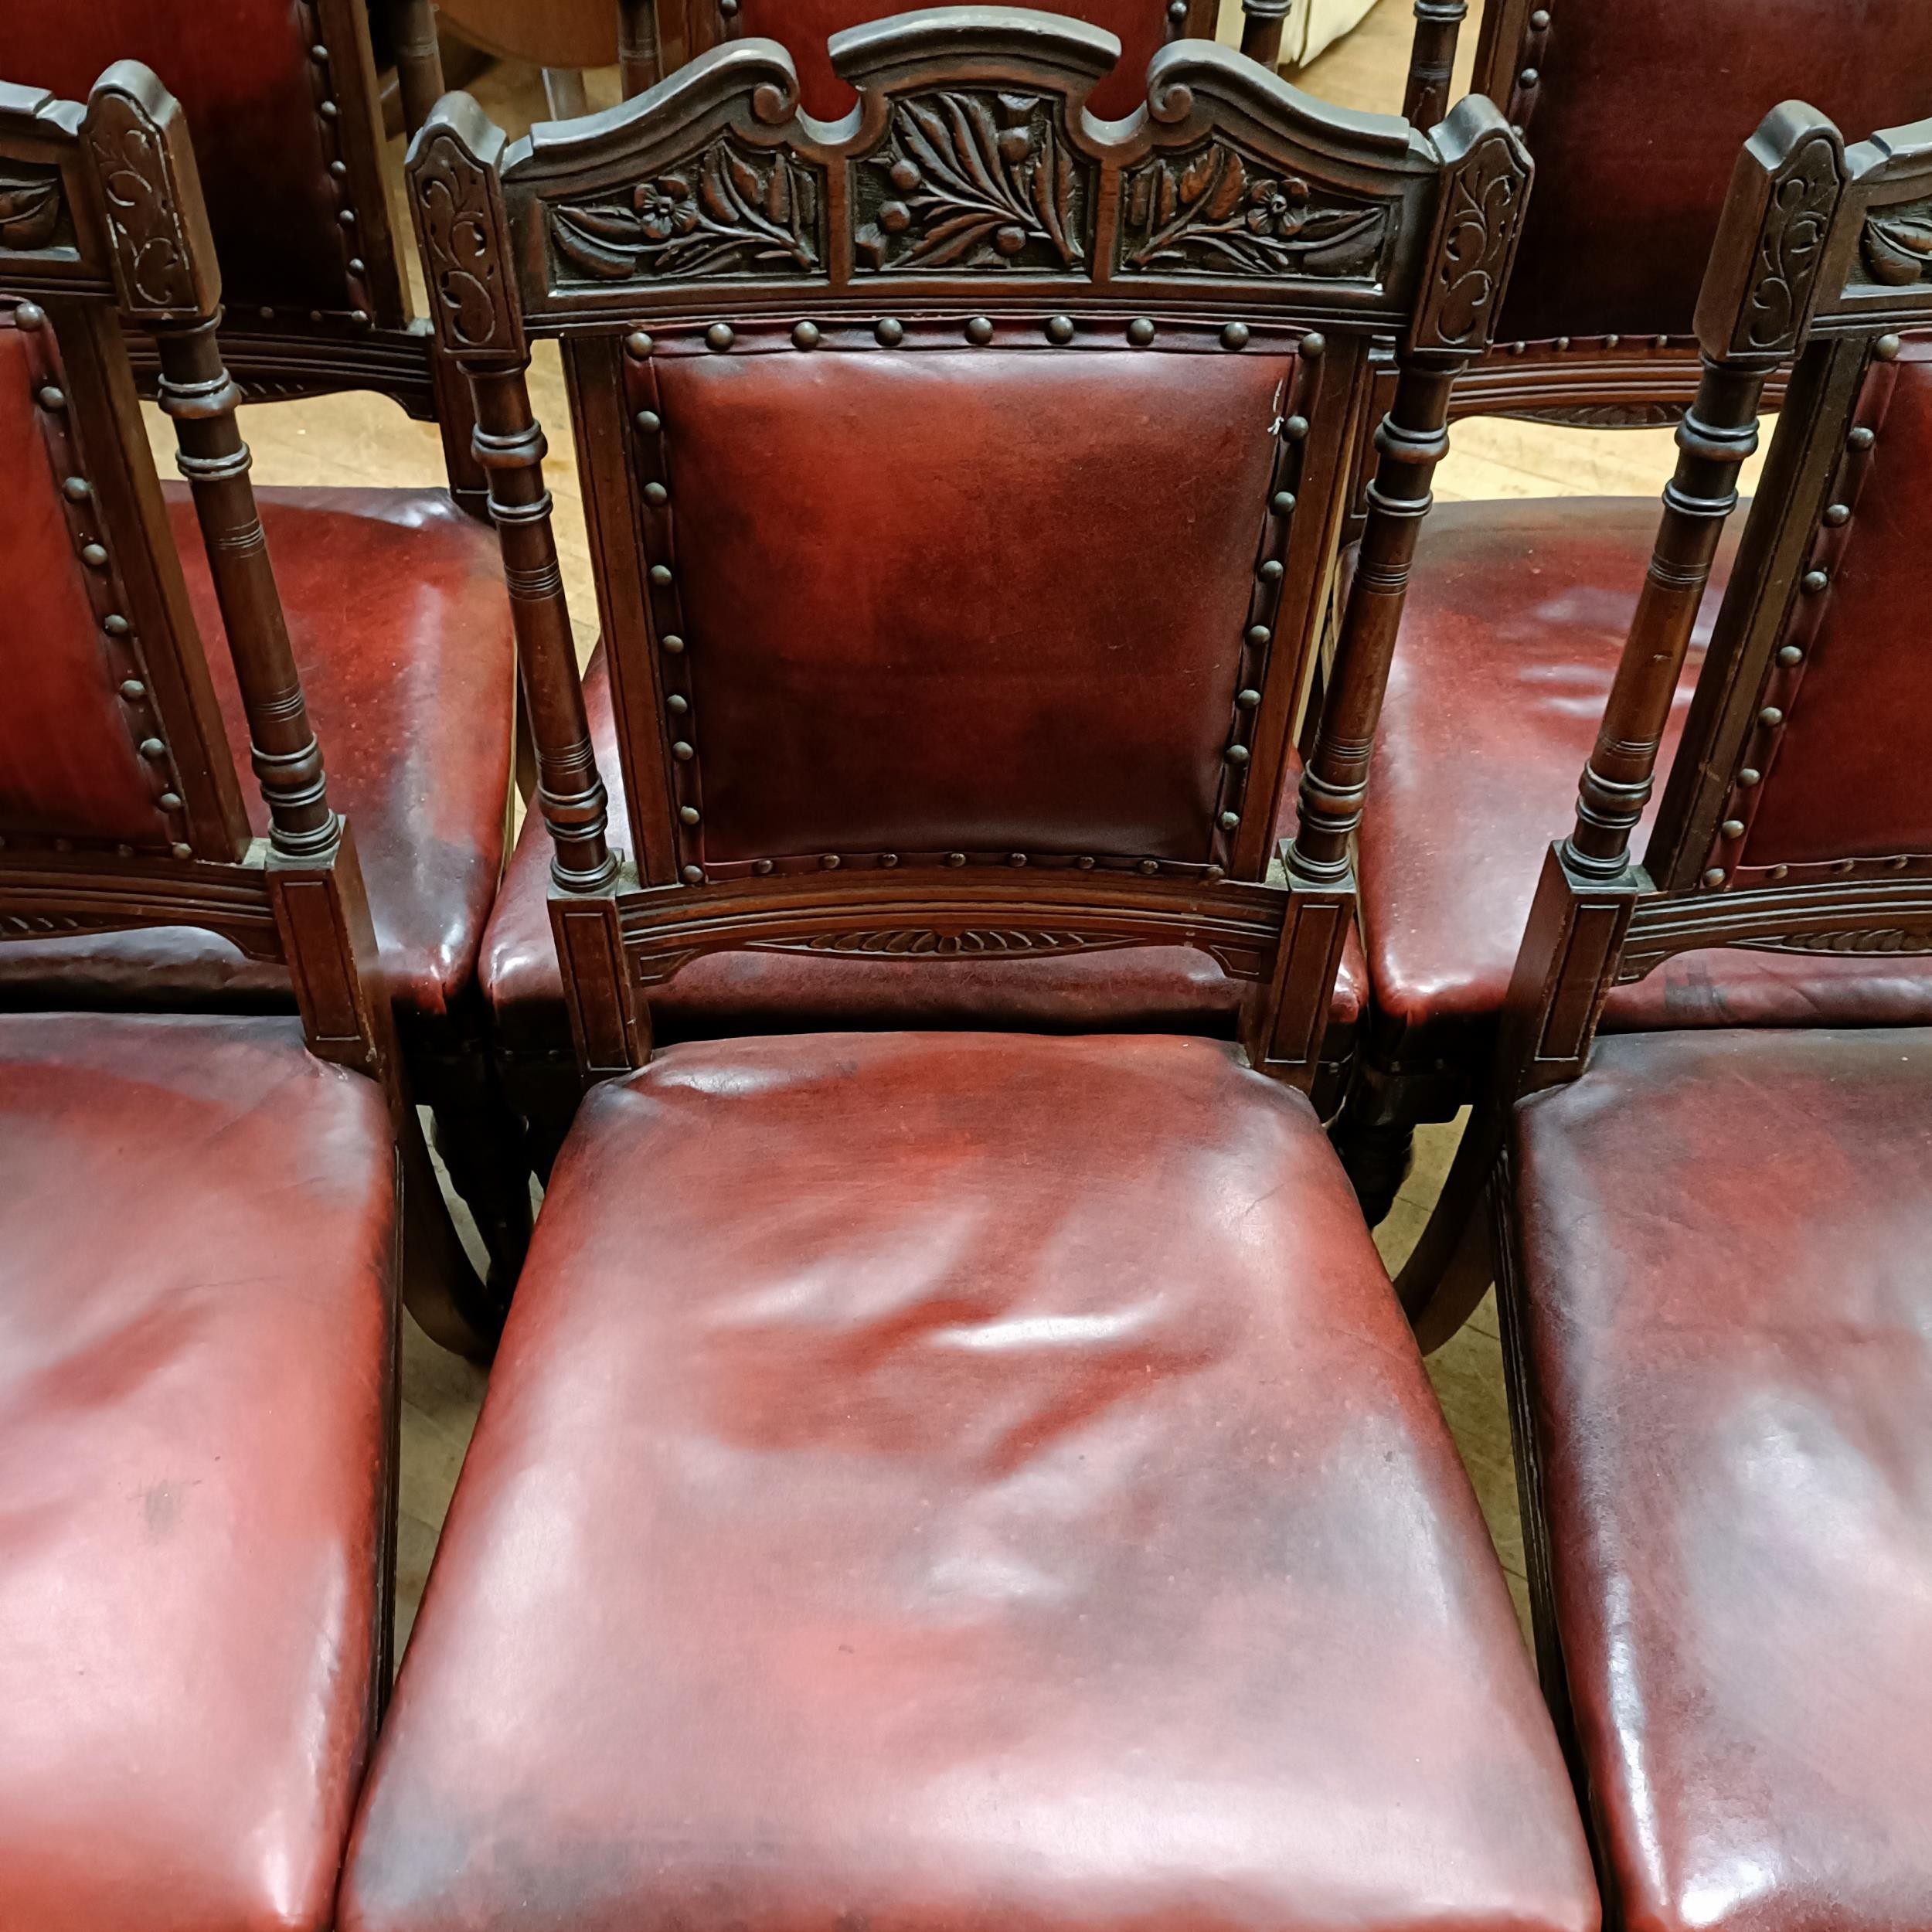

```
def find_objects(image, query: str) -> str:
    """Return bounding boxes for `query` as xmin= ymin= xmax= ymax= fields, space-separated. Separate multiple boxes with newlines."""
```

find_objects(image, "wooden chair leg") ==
xmin=1396 ymin=1104 xmax=1501 ymax=1350
xmin=542 ymin=67 xmax=590 ymax=117
xmin=397 ymin=1102 xmax=501 ymax=1362
xmin=1332 ymin=1114 xmax=1414 ymax=1225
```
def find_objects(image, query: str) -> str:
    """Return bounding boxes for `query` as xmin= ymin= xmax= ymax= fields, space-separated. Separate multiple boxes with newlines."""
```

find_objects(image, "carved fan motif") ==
xmin=755 ymin=928 xmax=1134 ymax=958
xmin=1859 ymin=203 xmax=1932 ymax=287
xmin=549 ymin=136 xmax=821 ymax=282
xmin=1118 ymin=142 xmax=1388 ymax=280
xmin=0 ymin=169 xmax=62 ymax=250
xmin=852 ymin=92 xmax=1087 ymax=273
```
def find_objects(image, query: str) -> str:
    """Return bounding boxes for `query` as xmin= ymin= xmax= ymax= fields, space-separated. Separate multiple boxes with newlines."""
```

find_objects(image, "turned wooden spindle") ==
xmin=1239 ymin=0 xmax=1291 ymax=71
xmin=393 ymin=0 xmax=448 ymax=135
xmin=619 ymin=0 xmax=662 ymax=96
xmin=1402 ymin=0 xmax=1468 ymax=129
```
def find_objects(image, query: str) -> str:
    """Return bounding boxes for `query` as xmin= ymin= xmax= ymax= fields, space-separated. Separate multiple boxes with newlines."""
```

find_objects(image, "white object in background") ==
xmin=1284 ymin=0 xmax=1380 ymax=65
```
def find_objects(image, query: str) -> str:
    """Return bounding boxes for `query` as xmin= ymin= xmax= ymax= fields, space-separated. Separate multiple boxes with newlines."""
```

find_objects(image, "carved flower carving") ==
xmin=1861 ymin=207 xmax=1932 ymax=287
xmin=634 ymin=174 xmax=701 ymax=241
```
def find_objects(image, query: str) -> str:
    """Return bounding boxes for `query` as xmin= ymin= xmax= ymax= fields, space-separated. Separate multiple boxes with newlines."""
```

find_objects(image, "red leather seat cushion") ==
xmin=0 ymin=1012 xmax=396 ymax=1932
xmin=481 ymin=653 xmax=1362 ymax=1053
xmin=342 ymin=1030 xmax=1594 ymax=1932
xmin=1354 ymin=498 xmax=1932 ymax=1073
xmin=0 ymin=488 xmax=515 ymax=1030
xmin=1512 ymin=1026 xmax=1932 ymax=1932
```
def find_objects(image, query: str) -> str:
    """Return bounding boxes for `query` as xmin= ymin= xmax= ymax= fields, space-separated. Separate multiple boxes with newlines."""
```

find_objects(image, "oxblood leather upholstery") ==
xmin=480 ymin=655 xmax=1362 ymax=1096
xmin=1511 ymin=1026 xmax=1932 ymax=1932
xmin=0 ymin=4 xmax=364 ymax=318
xmin=0 ymin=1012 xmax=396 ymax=1932
xmin=0 ymin=487 xmax=515 ymax=1032
xmin=1495 ymin=0 xmax=1932 ymax=345
xmin=1352 ymin=498 xmax=1932 ymax=1087
xmin=636 ymin=347 xmax=1291 ymax=869
xmin=732 ymin=0 xmax=1172 ymax=121
xmin=342 ymin=1031 xmax=1596 ymax=1932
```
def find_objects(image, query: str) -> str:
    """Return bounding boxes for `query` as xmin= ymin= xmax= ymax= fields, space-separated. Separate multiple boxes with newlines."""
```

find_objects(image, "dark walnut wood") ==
xmin=408 ymin=17 xmax=1530 ymax=1100
xmin=1399 ymin=101 xmax=1932 ymax=1350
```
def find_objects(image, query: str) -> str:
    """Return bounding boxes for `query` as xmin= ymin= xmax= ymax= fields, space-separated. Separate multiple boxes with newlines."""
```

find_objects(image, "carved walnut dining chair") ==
xmin=0 ymin=0 xmax=529 ymax=1311
xmin=474 ymin=6 xmax=1386 ymax=1179
xmin=1421 ymin=101 xmax=1932 ymax=1932
xmin=1320 ymin=0 xmax=1932 ymax=1226
xmin=0 ymin=63 xmax=412 ymax=1927
xmin=331 ymin=18 xmax=1600 ymax=1932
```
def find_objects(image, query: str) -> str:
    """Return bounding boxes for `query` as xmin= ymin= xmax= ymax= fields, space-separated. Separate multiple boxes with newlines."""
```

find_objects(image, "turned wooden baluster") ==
xmin=619 ymin=0 xmax=661 ymax=96
xmin=393 ymin=0 xmax=448 ymax=136
xmin=1402 ymin=0 xmax=1467 ymax=130
xmin=1239 ymin=0 xmax=1291 ymax=73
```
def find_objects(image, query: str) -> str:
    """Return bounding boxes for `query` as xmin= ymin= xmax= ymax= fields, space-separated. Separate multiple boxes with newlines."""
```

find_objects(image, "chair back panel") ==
xmin=1723 ymin=331 xmax=1932 ymax=883
xmin=721 ymin=0 xmax=1194 ymax=121
xmin=0 ymin=308 xmax=179 ymax=850
xmin=638 ymin=342 xmax=1294 ymax=870
xmin=0 ymin=1 xmax=403 ymax=328
xmin=1479 ymin=0 xmax=1932 ymax=350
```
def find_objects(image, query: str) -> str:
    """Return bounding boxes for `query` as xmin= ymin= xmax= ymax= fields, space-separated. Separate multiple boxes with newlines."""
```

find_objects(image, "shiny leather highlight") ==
xmin=1496 ymin=0 xmax=1932 ymax=345
xmin=343 ymin=1030 xmax=1596 ymax=1932
xmin=1353 ymin=498 xmax=1932 ymax=1081
xmin=0 ymin=487 xmax=515 ymax=1027
xmin=0 ymin=1012 xmax=396 ymax=1932
xmin=1512 ymin=1026 xmax=1932 ymax=1932
xmin=641 ymin=348 xmax=1291 ymax=866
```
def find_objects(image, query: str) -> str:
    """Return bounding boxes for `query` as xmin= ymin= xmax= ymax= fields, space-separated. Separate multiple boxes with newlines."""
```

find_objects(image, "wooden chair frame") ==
xmin=1395 ymin=102 xmax=1932 ymax=1346
xmin=0 ymin=61 xmax=492 ymax=1357
xmin=404 ymin=7 xmax=1530 ymax=1094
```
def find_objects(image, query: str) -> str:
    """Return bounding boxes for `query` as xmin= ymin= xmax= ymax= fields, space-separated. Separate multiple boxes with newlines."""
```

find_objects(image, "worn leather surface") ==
xmin=1742 ymin=335 xmax=1932 ymax=871
xmin=1353 ymin=498 xmax=1932 ymax=1080
xmin=343 ymin=1029 xmax=1595 ymax=1932
xmin=640 ymin=347 xmax=1289 ymax=866
xmin=0 ymin=314 xmax=169 ymax=849
xmin=481 ymin=651 xmax=1362 ymax=1057
xmin=1496 ymin=0 xmax=1932 ymax=345
xmin=0 ymin=1011 xmax=396 ymax=1932
xmin=0 ymin=2 xmax=361 ymax=317
xmin=1512 ymin=1026 xmax=1932 ymax=1932
xmin=734 ymin=0 xmax=1171 ymax=120
xmin=0 ymin=487 xmax=515 ymax=1029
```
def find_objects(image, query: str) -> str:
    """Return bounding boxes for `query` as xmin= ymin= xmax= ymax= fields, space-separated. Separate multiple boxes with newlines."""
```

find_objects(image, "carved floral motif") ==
xmin=852 ymin=92 xmax=1087 ymax=273
xmin=1118 ymin=142 xmax=1387 ymax=279
xmin=0 ymin=168 xmax=62 ymax=251
xmin=1419 ymin=131 xmax=1528 ymax=349
xmin=1859 ymin=202 xmax=1932 ymax=287
xmin=413 ymin=131 xmax=516 ymax=354
xmin=1737 ymin=134 xmax=1841 ymax=352
xmin=87 ymin=96 xmax=195 ymax=312
xmin=549 ymin=137 xmax=821 ymax=282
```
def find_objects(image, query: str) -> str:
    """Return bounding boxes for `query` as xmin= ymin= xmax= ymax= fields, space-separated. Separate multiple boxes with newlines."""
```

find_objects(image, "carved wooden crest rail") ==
xmin=406 ymin=9 xmax=1531 ymax=1090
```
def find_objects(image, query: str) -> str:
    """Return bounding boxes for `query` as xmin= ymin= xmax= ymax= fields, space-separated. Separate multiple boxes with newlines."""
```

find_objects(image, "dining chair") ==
xmin=1325 ymin=0 xmax=1932 ymax=1223
xmin=0 ymin=0 xmax=530 ymax=1308
xmin=331 ymin=19 xmax=1600 ymax=1932
xmin=1423 ymin=98 xmax=1932 ymax=1932
xmin=0 ymin=62 xmax=413 ymax=1926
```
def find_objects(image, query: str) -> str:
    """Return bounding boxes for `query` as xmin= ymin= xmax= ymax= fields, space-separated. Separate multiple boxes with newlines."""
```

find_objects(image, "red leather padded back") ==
xmin=1497 ymin=0 xmax=1932 ymax=345
xmin=732 ymin=0 xmax=1168 ymax=121
xmin=642 ymin=347 xmax=1291 ymax=866
xmin=0 ymin=2 xmax=353 ymax=315
xmin=1738 ymin=335 xmax=1932 ymax=876
xmin=0 ymin=317 xmax=175 ymax=848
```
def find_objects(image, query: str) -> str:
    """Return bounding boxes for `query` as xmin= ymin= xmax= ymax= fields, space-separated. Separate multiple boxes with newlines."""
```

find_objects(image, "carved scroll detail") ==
xmin=1413 ymin=122 xmax=1529 ymax=352
xmin=1737 ymin=134 xmax=1841 ymax=351
xmin=413 ymin=129 xmax=519 ymax=355
xmin=0 ymin=168 xmax=62 ymax=250
xmin=549 ymin=136 xmax=822 ymax=282
xmin=1118 ymin=143 xmax=1388 ymax=280
xmin=1859 ymin=202 xmax=1932 ymax=288
xmin=852 ymin=91 xmax=1088 ymax=273
xmin=750 ymin=927 xmax=1134 ymax=958
xmin=87 ymin=94 xmax=196 ymax=312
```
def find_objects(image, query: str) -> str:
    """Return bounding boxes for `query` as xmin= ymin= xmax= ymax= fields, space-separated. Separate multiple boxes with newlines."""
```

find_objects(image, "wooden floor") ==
xmin=175 ymin=0 xmax=1767 ymax=1655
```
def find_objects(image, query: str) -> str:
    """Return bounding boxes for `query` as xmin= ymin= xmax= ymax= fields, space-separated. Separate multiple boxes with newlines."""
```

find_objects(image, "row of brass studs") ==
xmin=1505 ymin=4 xmax=1552 ymax=138
xmin=1496 ymin=332 xmax=1685 ymax=355
xmin=1702 ymin=332 xmax=1904 ymax=889
xmin=10 ymin=302 xmax=192 ymax=862
xmin=296 ymin=6 xmax=374 ymax=327
xmin=623 ymin=321 xmax=1281 ymax=885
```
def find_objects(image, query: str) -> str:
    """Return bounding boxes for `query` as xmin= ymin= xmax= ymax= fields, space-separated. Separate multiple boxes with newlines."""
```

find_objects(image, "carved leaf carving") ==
xmin=1744 ymin=927 xmax=1932 ymax=956
xmin=1738 ymin=135 xmax=1841 ymax=352
xmin=413 ymin=131 xmax=517 ymax=354
xmin=87 ymin=98 xmax=196 ymax=312
xmin=1420 ymin=133 xmax=1528 ymax=349
xmin=549 ymin=138 xmax=821 ymax=282
xmin=752 ymin=929 xmax=1133 ymax=959
xmin=852 ymin=92 xmax=1087 ymax=274
xmin=0 ymin=170 xmax=62 ymax=250
xmin=1118 ymin=142 xmax=1388 ymax=280
xmin=1859 ymin=204 xmax=1932 ymax=287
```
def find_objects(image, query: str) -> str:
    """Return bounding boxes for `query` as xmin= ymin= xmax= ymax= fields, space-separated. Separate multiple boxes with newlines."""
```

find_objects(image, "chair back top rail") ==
xmin=0 ymin=65 xmax=392 ymax=1083
xmin=407 ymin=9 xmax=1530 ymax=1090
xmin=1492 ymin=100 xmax=1932 ymax=1097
